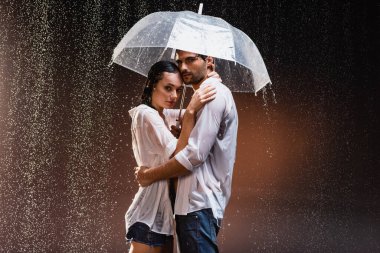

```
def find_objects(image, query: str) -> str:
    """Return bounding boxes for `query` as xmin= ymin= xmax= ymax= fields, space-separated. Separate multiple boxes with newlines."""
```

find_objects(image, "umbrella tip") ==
xmin=198 ymin=3 xmax=203 ymax=14
xmin=107 ymin=59 xmax=114 ymax=68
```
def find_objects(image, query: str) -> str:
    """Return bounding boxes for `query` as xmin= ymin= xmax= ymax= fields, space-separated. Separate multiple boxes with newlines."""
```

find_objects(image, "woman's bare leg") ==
xmin=129 ymin=241 xmax=164 ymax=253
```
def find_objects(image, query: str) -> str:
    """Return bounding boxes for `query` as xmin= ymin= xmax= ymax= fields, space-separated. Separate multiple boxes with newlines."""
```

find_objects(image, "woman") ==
xmin=126 ymin=61 xmax=216 ymax=253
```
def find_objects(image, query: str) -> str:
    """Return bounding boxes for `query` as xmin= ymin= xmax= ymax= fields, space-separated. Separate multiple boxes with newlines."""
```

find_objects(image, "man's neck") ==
xmin=192 ymin=83 xmax=201 ymax=90
xmin=191 ymin=75 xmax=210 ymax=90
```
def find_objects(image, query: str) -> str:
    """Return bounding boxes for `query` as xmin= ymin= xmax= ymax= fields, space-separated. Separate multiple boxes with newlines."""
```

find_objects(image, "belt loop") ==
xmin=217 ymin=218 xmax=223 ymax=228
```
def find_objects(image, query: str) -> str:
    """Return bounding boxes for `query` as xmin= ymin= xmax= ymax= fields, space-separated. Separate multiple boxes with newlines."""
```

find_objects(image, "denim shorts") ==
xmin=126 ymin=222 xmax=172 ymax=247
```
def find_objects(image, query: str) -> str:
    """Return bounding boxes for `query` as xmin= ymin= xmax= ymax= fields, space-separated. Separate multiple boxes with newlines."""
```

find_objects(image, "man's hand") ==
xmin=134 ymin=166 xmax=153 ymax=187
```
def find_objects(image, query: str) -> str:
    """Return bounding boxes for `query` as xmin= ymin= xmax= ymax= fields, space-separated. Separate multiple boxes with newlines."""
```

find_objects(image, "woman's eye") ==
xmin=165 ymin=86 xmax=172 ymax=91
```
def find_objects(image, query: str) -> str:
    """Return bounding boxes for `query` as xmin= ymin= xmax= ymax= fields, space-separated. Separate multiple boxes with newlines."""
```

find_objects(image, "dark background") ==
xmin=0 ymin=0 xmax=378 ymax=252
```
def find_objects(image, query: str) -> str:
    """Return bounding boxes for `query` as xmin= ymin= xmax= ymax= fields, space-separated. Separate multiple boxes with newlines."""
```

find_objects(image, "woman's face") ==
xmin=151 ymin=72 xmax=183 ymax=111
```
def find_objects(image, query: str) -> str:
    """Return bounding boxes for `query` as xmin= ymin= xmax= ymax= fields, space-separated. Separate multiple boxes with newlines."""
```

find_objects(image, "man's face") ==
xmin=175 ymin=51 xmax=208 ymax=85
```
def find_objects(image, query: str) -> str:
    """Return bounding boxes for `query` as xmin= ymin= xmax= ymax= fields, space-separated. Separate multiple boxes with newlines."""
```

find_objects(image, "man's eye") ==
xmin=185 ymin=57 xmax=198 ymax=64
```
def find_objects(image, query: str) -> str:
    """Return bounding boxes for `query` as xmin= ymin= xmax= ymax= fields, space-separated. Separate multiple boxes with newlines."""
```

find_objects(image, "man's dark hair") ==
xmin=197 ymin=54 xmax=207 ymax=61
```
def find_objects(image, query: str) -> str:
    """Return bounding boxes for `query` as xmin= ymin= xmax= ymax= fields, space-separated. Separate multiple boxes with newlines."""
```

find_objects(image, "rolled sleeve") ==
xmin=175 ymin=149 xmax=194 ymax=171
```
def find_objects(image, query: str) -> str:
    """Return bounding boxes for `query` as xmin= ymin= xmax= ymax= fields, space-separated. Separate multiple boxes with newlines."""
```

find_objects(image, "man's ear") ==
xmin=206 ymin=56 xmax=215 ymax=71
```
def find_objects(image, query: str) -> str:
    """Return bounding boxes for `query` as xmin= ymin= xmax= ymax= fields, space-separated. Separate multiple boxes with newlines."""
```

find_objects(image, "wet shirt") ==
xmin=174 ymin=78 xmax=238 ymax=219
xmin=126 ymin=104 xmax=178 ymax=235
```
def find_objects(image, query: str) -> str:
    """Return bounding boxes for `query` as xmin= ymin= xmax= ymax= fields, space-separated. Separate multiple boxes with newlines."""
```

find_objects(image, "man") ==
xmin=135 ymin=50 xmax=238 ymax=253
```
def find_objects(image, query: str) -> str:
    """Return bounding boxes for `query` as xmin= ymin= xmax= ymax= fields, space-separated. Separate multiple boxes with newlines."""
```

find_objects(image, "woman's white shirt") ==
xmin=125 ymin=104 xmax=178 ymax=235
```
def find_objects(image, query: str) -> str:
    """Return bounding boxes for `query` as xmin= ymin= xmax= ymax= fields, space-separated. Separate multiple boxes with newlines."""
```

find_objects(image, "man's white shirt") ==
xmin=174 ymin=77 xmax=238 ymax=219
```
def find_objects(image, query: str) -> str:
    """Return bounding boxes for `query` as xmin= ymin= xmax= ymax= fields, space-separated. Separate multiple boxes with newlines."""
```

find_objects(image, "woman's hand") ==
xmin=170 ymin=125 xmax=181 ymax=138
xmin=187 ymin=83 xmax=217 ymax=113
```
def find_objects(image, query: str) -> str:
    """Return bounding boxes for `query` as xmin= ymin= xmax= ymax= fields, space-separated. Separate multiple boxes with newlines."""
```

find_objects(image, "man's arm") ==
xmin=135 ymin=152 xmax=189 ymax=187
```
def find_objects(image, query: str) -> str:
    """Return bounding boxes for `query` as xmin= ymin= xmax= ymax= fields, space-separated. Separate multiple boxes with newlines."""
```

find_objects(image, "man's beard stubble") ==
xmin=181 ymin=70 xmax=206 ymax=85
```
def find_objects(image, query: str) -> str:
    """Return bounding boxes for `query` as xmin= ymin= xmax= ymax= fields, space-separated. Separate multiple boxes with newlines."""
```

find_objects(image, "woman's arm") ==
xmin=135 ymin=84 xmax=219 ymax=186
xmin=174 ymin=84 xmax=216 ymax=155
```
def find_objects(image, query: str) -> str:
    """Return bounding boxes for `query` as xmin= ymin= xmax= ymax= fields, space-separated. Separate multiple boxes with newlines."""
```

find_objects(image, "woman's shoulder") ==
xmin=130 ymin=104 xmax=160 ymax=124
xmin=130 ymin=104 xmax=155 ymax=116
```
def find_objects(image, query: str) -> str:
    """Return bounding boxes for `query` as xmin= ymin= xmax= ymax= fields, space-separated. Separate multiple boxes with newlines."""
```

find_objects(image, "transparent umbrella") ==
xmin=112 ymin=7 xmax=271 ymax=94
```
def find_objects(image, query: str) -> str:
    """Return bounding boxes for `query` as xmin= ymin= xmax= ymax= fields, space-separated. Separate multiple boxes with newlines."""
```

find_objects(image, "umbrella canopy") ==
xmin=112 ymin=10 xmax=271 ymax=93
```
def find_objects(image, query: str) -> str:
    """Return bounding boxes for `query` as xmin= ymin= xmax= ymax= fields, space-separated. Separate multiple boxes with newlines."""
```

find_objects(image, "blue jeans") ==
xmin=175 ymin=208 xmax=221 ymax=253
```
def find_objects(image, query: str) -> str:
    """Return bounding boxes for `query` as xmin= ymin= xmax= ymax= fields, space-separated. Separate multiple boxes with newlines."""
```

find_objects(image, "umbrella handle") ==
xmin=176 ymin=84 xmax=187 ymax=128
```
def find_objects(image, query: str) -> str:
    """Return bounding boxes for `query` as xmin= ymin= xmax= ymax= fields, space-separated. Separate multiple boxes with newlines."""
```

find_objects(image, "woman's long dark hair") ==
xmin=141 ymin=61 xmax=180 ymax=108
